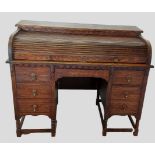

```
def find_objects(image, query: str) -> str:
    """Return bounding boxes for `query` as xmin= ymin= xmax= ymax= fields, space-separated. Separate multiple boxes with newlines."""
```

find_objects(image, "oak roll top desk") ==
xmin=7 ymin=20 xmax=153 ymax=137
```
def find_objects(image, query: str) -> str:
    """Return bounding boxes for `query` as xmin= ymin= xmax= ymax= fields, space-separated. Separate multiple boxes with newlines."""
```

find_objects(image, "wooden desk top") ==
xmin=16 ymin=20 xmax=143 ymax=37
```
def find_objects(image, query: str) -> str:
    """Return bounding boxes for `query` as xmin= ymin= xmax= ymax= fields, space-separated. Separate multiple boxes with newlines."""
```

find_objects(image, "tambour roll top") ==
xmin=10 ymin=20 xmax=150 ymax=64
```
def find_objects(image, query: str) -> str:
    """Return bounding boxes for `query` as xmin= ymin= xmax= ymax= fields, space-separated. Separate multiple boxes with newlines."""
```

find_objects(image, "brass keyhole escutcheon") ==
xmin=32 ymin=89 xmax=37 ymax=96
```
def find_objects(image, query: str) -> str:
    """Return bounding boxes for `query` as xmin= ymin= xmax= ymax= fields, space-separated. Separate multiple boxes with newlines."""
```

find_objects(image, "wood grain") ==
xmin=7 ymin=20 xmax=153 ymax=137
xmin=16 ymin=83 xmax=52 ymax=99
xmin=17 ymin=99 xmax=54 ymax=115
xmin=15 ymin=65 xmax=50 ymax=82
xmin=112 ymin=70 xmax=144 ymax=85
xmin=13 ymin=31 xmax=147 ymax=63
xmin=16 ymin=20 xmax=143 ymax=37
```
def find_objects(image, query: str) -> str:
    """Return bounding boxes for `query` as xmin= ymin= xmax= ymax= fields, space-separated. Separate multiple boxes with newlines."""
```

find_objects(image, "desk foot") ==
xmin=102 ymin=130 xmax=107 ymax=136
xmin=16 ymin=118 xmax=24 ymax=137
xmin=51 ymin=119 xmax=57 ymax=137
xmin=16 ymin=129 xmax=22 ymax=137
xmin=133 ymin=118 xmax=140 ymax=136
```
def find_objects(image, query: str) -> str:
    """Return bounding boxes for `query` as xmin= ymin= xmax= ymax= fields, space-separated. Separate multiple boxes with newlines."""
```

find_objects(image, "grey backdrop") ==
xmin=0 ymin=12 xmax=154 ymax=143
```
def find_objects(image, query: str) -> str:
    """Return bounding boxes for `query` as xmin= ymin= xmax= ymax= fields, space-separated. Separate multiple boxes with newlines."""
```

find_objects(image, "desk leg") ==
xmin=16 ymin=119 xmax=22 ymax=137
xmin=51 ymin=119 xmax=57 ymax=137
xmin=51 ymin=75 xmax=58 ymax=137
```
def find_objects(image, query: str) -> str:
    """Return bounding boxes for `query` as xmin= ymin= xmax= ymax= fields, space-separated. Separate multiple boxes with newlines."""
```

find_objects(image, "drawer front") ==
xmin=111 ymin=86 xmax=141 ymax=102
xmin=14 ymin=53 xmax=147 ymax=64
xmin=43 ymin=54 xmax=146 ymax=64
xmin=113 ymin=70 xmax=144 ymax=85
xmin=17 ymin=99 xmax=54 ymax=114
xmin=110 ymin=100 xmax=139 ymax=115
xmin=15 ymin=66 xmax=50 ymax=82
xmin=16 ymin=83 xmax=51 ymax=98
xmin=109 ymin=86 xmax=141 ymax=115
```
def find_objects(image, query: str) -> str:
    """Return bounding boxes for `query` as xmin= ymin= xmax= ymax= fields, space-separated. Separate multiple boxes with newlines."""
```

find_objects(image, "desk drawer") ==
xmin=110 ymin=100 xmax=139 ymax=115
xmin=111 ymin=86 xmax=141 ymax=102
xmin=109 ymin=86 xmax=140 ymax=115
xmin=15 ymin=66 xmax=50 ymax=82
xmin=16 ymin=83 xmax=51 ymax=98
xmin=17 ymin=99 xmax=53 ymax=114
xmin=113 ymin=70 xmax=144 ymax=85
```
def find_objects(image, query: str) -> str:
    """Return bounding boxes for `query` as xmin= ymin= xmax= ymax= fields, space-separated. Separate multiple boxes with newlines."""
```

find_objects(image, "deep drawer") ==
xmin=15 ymin=66 xmax=50 ymax=82
xmin=17 ymin=99 xmax=54 ymax=114
xmin=16 ymin=83 xmax=52 ymax=98
xmin=111 ymin=86 xmax=141 ymax=102
xmin=113 ymin=70 xmax=144 ymax=85
xmin=110 ymin=100 xmax=139 ymax=115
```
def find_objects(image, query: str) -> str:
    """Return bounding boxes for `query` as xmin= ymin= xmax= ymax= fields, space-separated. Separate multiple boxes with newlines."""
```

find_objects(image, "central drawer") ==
xmin=16 ymin=83 xmax=52 ymax=98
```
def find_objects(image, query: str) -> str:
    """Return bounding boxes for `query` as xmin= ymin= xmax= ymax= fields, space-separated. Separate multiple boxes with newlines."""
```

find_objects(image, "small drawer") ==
xmin=16 ymin=83 xmax=52 ymax=98
xmin=110 ymin=100 xmax=139 ymax=115
xmin=111 ymin=86 xmax=141 ymax=102
xmin=17 ymin=99 xmax=54 ymax=114
xmin=15 ymin=66 xmax=50 ymax=82
xmin=113 ymin=70 xmax=144 ymax=85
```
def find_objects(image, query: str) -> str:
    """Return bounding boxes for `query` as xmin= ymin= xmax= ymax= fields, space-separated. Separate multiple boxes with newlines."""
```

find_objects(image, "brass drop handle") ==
xmin=32 ymin=104 xmax=37 ymax=112
xmin=32 ymin=89 xmax=37 ymax=96
xmin=31 ymin=73 xmax=37 ymax=81
xmin=126 ymin=76 xmax=132 ymax=83
xmin=113 ymin=57 xmax=120 ymax=62
xmin=124 ymin=92 xmax=129 ymax=99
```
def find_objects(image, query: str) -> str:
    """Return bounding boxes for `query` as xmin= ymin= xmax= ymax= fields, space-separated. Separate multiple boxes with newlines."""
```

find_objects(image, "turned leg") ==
xmin=51 ymin=119 xmax=57 ymax=137
xmin=133 ymin=118 xmax=140 ymax=136
xmin=103 ymin=119 xmax=107 ymax=136
xmin=16 ymin=119 xmax=22 ymax=137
